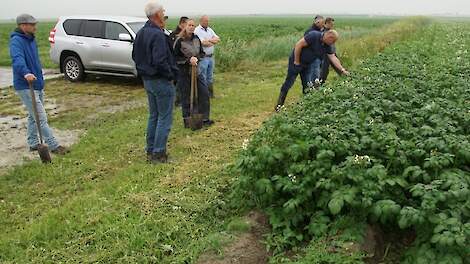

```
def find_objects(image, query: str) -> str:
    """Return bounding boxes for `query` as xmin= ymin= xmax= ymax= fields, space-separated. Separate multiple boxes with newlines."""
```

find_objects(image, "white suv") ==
xmin=49 ymin=16 xmax=147 ymax=82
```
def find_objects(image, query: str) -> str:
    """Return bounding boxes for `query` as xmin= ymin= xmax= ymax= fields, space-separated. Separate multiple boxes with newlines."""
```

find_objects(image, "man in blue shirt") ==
xmin=304 ymin=15 xmax=325 ymax=88
xmin=320 ymin=17 xmax=343 ymax=84
xmin=132 ymin=2 xmax=178 ymax=164
xmin=10 ymin=14 xmax=69 ymax=155
xmin=304 ymin=15 xmax=325 ymax=35
xmin=275 ymin=30 xmax=349 ymax=112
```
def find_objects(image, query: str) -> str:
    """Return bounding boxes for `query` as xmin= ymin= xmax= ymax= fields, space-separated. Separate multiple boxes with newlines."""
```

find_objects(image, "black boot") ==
xmin=151 ymin=151 xmax=168 ymax=164
xmin=183 ymin=118 xmax=190 ymax=129
xmin=275 ymin=91 xmax=288 ymax=112
xmin=208 ymin=83 xmax=214 ymax=98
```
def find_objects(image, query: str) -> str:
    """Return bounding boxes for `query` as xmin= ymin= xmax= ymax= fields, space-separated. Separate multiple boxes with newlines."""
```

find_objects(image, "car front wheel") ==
xmin=62 ymin=56 xmax=85 ymax=82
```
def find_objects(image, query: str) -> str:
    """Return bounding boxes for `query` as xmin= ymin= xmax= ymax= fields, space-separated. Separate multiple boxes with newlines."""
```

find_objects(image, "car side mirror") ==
xmin=119 ymin=33 xmax=132 ymax=42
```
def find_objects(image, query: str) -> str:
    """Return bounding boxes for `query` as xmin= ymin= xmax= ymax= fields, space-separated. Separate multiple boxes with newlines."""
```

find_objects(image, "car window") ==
xmin=105 ymin=22 xmax=130 ymax=41
xmin=63 ymin=19 xmax=82 ymax=36
xmin=81 ymin=20 xmax=104 ymax=38
xmin=127 ymin=22 xmax=145 ymax=34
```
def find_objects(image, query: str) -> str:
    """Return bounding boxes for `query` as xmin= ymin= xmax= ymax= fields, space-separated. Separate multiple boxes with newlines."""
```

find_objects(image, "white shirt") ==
xmin=194 ymin=25 xmax=219 ymax=56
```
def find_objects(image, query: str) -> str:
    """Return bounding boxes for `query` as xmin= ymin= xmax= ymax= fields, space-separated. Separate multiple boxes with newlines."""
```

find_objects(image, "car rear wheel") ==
xmin=63 ymin=56 xmax=85 ymax=82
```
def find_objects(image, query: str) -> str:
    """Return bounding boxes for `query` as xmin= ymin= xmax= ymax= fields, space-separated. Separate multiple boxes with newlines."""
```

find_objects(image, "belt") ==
xmin=204 ymin=54 xmax=213 ymax=58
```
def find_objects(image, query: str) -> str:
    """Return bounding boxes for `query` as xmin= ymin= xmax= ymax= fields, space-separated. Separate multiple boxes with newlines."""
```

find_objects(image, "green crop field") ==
xmin=0 ymin=16 xmax=396 ymax=70
xmin=1 ymin=15 xmax=468 ymax=264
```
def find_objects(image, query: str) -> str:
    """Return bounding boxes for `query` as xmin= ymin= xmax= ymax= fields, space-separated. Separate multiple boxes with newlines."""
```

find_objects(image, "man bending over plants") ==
xmin=275 ymin=30 xmax=349 ymax=112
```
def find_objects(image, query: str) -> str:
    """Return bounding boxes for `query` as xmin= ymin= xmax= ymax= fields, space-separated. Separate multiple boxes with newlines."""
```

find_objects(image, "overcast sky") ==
xmin=1 ymin=0 xmax=469 ymax=20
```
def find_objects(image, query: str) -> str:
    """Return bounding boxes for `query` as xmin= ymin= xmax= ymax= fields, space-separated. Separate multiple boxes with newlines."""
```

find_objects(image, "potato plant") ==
xmin=233 ymin=23 xmax=470 ymax=263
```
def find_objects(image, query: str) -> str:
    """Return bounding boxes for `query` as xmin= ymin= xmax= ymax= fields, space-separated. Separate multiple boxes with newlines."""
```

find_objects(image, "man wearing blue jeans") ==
xmin=304 ymin=15 xmax=325 ymax=87
xmin=10 ymin=14 xmax=69 ymax=155
xmin=133 ymin=2 xmax=178 ymax=164
xmin=275 ymin=30 xmax=350 ymax=112
xmin=195 ymin=15 xmax=220 ymax=98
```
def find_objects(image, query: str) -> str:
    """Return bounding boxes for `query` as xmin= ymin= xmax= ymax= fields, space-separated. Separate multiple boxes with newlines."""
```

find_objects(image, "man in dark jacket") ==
xmin=9 ymin=14 xmax=69 ymax=155
xmin=132 ymin=2 xmax=178 ymax=164
xmin=169 ymin=16 xmax=188 ymax=107
xmin=169 ymin=16 xmax=189 ymax=47
xmin=274 ymin=30 xmax=350 ymax=112
xmin=319 ymin=17 xmax=343 ymax=84
xmin=304 ymin=15 xmax=325 ymax=85
xmin=304 ymin=15 xmax=325 ymax=35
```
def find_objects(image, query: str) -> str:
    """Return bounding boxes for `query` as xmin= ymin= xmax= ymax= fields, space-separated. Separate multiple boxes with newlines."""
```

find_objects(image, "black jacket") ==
xmin=132 ymin=20 xmax=178 ymax=80
xmin=169 ymin=27 xmax=182 ymax=48
xmin=173 ymin=34 xmax=205 ymax=66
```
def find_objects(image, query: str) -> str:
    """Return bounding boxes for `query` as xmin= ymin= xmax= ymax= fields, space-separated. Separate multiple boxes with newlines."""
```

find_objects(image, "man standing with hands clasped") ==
xmin=9 ymin=14 xmax=69 ymax=155
xmin=195 ymin=15 xmax=220 ymax=98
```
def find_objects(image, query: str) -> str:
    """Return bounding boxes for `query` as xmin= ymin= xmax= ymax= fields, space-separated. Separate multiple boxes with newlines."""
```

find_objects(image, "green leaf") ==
xmin=328 ymin=198 xmax=344 ymax=215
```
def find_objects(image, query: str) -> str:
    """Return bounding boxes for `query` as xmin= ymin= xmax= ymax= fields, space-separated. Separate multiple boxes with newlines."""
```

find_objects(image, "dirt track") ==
xmin=0 ymin=115 xmax=80 ymax=169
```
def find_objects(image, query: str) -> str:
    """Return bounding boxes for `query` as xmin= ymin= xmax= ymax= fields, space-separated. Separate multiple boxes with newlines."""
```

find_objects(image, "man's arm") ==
xmin=194 ymin=27 xmax=214 ymax=47
xmin=152 ymin=33 xmax=173 ymax=79
xmin=209 ymin=29 xmax=220 ymax=44
xmin=293 ymin=38 xmax=308 ymax=65
xmin=328 ymin=54 xmax=349 ymax=75
xmin=201 ymin=40 xmax=214 ymax=47
xmin=10 ymin=38 xmax=35 ymax=81
xmin=327 ymin=54 xmax=349 ymax=75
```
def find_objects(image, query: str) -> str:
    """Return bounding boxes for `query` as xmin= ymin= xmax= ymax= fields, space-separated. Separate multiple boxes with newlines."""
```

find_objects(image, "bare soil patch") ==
xmin=197 ymin=211 xmax=271 ymax=264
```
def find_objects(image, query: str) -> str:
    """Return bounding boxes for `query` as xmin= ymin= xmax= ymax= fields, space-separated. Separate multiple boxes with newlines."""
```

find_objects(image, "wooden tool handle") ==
xmin=28 ymin=81 xmax=45 ymax=144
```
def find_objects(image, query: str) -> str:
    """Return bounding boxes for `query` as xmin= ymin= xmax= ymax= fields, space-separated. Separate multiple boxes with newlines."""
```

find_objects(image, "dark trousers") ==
xmin=320 ymin=54 xmax=330 ymax=84
xmin=280 ymin=56 xmax=311 ymax=95
xmin=178 ymin=65 xmax=210 ymax=120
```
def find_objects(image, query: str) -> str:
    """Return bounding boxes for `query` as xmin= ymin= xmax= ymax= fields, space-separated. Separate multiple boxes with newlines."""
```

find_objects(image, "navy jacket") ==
xmin=132 ymin=21 xmax=178 ymax=81
xmin=9 ymin=29 xmax=44 ymax=91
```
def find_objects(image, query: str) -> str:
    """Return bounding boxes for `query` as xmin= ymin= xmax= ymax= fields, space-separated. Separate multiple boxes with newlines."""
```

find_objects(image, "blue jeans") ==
xmin=306 ymin=58 xmax=322 ymax=83
xmin=143 ymin=78 xmax=175 ymax=154
xmin=16 ymin=89 xmax=59 ymax=150
xmin=198 ymin=57 xmax=214 ymax=85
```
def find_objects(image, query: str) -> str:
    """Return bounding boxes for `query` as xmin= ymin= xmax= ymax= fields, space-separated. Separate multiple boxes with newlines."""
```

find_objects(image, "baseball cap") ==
xmin=16 ymin=14 xmax=38 ymax=25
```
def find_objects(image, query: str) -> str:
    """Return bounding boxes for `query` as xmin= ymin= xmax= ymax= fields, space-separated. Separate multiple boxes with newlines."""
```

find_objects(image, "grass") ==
xmin=0 ymin=22 xmax=57 ymax=68
xmin=0 ymin=17 xmax=432 ymax=263
xmin=0 ymin=61 xmax=289 ymax=263
xmin=0 ymin=16 xmax=397 ymax=70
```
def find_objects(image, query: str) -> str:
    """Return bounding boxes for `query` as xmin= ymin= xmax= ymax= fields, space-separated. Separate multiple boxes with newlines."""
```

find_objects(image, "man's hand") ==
xmin=210 ymin=37 xmax=220 ymax=44
xmin=202 ymin=40 xmax=214 ymax=47
xmin=341 ymin=68 xmax=350 ymax=76
xmin=24 ymin=73 xmax=37 ymax=83
xmin=293 ymin=63 xmax=303 ymax=74
xmin=190 ymin=57 xmax=198 ymax=66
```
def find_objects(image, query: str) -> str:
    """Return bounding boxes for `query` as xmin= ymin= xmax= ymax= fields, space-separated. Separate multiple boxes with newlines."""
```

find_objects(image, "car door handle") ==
xmin=101 ymin=44 xmax=110 ymax=48
xmin=75 ymin=41 xmax=84 ymax=45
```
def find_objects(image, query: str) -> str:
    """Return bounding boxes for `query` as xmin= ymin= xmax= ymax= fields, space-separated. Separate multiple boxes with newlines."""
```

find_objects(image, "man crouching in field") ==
xmin=132 ymin=1 xmax=178 ymax=164
xmin=9 ymin=14 xmax=69 ymax=155
xmin=275 ymin=30 xmax=350 ymax=112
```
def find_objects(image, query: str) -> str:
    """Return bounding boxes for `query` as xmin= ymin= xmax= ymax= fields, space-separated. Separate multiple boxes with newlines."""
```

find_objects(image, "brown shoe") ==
xmin=51 ymin=146 xmax=70 ymax=155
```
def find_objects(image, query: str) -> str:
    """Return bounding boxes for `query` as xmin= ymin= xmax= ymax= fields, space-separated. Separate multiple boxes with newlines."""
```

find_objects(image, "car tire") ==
xmin=62 ymin=56 xmax=85 ymax=82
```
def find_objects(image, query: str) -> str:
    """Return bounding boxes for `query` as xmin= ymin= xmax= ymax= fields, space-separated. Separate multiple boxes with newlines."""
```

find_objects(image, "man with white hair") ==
xmin=132 ymin=1 xmax=178 ymax=164
xmin=194 ymin=15 xmax=220 ymax=98
xmin=274 ymin=30 xmax=350 ymax=112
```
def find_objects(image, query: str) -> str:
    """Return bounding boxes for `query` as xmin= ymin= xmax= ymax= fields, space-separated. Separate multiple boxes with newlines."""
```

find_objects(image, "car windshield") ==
xmin=127 ymin=22 xmax=146 ymax=34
